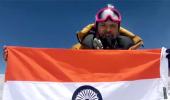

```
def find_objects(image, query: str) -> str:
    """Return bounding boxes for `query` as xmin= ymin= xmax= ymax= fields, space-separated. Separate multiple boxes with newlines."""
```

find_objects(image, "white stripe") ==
xmin=0 ymin=74 xmax=4 ymax=100
xmin=160 ymin=47 xmax=169 ymax=86
xmin=160 ymin=47 xmax=169 ymax=99
xmin=2 ymin=79 xmax=166 ymax=100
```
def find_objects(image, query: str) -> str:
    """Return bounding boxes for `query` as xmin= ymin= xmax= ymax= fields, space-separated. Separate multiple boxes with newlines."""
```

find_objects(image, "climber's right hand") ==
xmin=3 ymin=47 xmax=8 ymax=61
xmin=93 ymin=38 xmax=103 ymax=49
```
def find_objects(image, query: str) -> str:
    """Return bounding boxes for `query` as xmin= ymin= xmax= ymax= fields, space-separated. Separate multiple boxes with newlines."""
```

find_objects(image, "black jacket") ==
xmin=82 ymin=33 xmax=134 ymax=49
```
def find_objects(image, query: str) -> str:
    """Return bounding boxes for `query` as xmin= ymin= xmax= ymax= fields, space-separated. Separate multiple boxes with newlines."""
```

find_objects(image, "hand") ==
xmin=93 ymin=38 xmax=103 ymax=49
xmin=166 ymin=49 xmax=170 ymax=70
xmin=166 ymin=49 xmax=170 ymax=59
xmin=3 ymin=47 xmax=8 ymax=61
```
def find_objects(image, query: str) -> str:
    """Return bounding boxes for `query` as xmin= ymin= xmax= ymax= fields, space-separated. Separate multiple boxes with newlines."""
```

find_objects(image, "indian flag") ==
xmin=2 ymin=46 xmax=169 ymax=100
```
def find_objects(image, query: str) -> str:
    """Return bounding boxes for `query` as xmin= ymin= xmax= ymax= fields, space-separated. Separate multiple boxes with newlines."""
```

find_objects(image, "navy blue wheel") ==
xmin=72 ymin=85 xmax=103 ymax=100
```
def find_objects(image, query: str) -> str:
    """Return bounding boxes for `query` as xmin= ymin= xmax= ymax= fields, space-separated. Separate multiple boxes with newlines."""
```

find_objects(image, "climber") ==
xmin=72 ymin=4 xmax=143 ymax=50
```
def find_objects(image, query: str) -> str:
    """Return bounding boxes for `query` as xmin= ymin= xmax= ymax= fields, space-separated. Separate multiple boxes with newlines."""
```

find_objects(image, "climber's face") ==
xmin=97 ymin=19 xmax=119 ymax=38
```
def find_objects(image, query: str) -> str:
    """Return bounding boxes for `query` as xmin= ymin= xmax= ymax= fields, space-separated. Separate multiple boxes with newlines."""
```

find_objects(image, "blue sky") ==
xmin=0 ymin=0 xmax=170 ymax=73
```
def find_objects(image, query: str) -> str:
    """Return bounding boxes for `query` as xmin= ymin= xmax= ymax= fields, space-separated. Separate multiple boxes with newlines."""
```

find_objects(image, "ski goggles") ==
xmin=95 ymin=7 xmax=121 ymax=23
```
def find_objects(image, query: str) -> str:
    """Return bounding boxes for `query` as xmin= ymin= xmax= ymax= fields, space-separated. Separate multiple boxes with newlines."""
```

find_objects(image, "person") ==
xmin=72 ymin=4 xmax=143 ymax=50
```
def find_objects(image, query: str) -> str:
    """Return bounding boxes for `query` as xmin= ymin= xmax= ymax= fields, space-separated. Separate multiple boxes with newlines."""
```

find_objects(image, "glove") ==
xmin=166 ymin=49 xmax=170 ymax=70
xmin=3 ymin=47 xmax=8 ymax=61
xmin=166 ymin=49 xmax=170 ymax=60
xmin=93 ymin=38 xmax=103 ymax=49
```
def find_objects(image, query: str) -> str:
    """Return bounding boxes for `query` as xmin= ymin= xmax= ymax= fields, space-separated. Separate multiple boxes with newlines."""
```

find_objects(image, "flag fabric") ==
xmin=0 ymin=74 xmax=4 ymax=100
xmin=2 ymin=46 xmax=169 ymax=100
